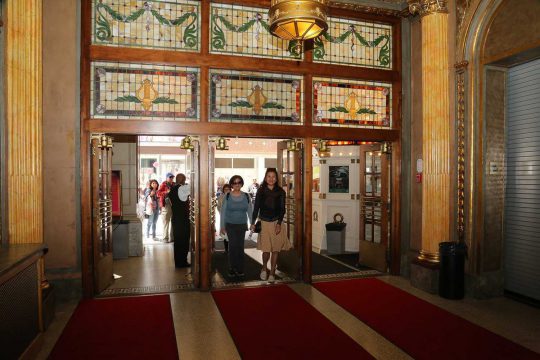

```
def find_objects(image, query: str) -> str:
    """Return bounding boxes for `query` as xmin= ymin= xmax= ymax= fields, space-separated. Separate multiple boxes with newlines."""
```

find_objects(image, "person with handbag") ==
xmin=251 ymin=168 xmax=291 ymax=283
xmin=220 ymin=175 xmax=254 ymax=278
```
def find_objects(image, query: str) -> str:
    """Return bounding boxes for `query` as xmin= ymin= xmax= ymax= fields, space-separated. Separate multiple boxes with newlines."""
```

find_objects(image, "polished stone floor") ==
xmin=33 ymin=244 xmax=540 ymax=359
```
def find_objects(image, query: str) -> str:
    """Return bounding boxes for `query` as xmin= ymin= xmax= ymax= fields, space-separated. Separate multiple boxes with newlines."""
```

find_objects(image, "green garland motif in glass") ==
xmin=211 ymin=13 xmax=300 ymax=58
xmin=95 ymin=3 xmax=198 ymax=49
xmin=314 ymin=26 xmax=390 ymax=67
xmin=328 ymin=106 xmax=377 ymax=115
xmin=115 ymin=95 xmax=179 ymax=105
xmin=229 ymin=100 xmax=285 ymax=110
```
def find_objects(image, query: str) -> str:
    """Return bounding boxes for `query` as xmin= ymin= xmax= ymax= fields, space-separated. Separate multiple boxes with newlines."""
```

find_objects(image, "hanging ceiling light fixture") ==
xmin=269 ymin=0 xmax=328 ymax=41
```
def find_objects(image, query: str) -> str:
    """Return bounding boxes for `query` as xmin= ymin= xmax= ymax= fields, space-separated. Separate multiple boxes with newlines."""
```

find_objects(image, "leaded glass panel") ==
xmin=92 ymin=0 xmax=200 ymax=51
xmin=313 ymin=77 xmax=391 ymax=128
xmin=210 ymin=3 xmax=302 ymax=60
xmin=209 ymin=69 xmax=303 ymax=125
xmin=314 ymin=16 xmax=392 ymax=69
xmin=91 ymin=61 xmax=199 ymax=121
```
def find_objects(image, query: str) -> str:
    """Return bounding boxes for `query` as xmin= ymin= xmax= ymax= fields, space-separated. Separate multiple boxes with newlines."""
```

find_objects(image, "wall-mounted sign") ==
xmin=329 ymin=165 xmax=349 ymax=193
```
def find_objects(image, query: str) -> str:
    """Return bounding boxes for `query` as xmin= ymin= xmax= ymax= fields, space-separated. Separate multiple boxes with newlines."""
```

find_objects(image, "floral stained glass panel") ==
xmin=209 ymin=69 xmax=303 ymax=125
xmin=210 ymin=3 xmax=302 ymax=60
xmin=314 ymin=17 xmax=392 ymax=69
xmin=91 ymin=61 xmax=199 ymax=121
xmin=313 ymin=77 xmax=391 ymax=128
xmin=92 ymin=0 xmax=200 ymax=51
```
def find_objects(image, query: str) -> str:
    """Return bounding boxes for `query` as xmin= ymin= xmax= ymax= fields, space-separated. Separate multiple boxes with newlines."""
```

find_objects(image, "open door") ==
xmin=276 ymin=140 xmax=303 ymax=279
xmin=359 ymin=144 xmax=390 ymax=272
xmin=187 ymin=139 xmax=200 ymax=287
xmin=91 ymin=134 xmax=114 ymax=293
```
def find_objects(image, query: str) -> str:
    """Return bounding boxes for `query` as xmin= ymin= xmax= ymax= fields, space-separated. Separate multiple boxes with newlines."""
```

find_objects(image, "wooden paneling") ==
xmin=86 ymin=120 xmax=399 ymax=141
xmin=5 ymin=0 xmax=43 ymax=244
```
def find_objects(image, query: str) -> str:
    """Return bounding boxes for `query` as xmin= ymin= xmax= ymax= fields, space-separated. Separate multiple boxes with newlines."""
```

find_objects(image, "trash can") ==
xmin=438 ymin=241 xmax=467 ymax=299
xmin=325 ymin=213 xmax=346 ymax=255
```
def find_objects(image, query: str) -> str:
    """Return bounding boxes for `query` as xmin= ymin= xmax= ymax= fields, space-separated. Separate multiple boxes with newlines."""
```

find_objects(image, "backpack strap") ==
xmin=226 ymin=192 xmax=250 ymax=203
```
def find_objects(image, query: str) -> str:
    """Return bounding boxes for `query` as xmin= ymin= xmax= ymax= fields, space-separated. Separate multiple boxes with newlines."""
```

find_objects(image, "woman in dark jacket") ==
xmin=251 ymin=168 xmax=291 ymax=283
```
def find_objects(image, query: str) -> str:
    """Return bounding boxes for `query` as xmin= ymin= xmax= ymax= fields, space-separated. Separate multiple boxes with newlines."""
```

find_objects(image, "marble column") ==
xmin=5 ymin=0 xmax=43 ymax=244
xmin=410 ymin=0 xmax=451 ymax=262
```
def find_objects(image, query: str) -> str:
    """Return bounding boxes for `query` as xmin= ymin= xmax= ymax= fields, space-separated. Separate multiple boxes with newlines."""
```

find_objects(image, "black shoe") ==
xmin=227 ymin=269 xmax=235 ymax=277
xmin=235 ymin=270 xmax=245 ymax=277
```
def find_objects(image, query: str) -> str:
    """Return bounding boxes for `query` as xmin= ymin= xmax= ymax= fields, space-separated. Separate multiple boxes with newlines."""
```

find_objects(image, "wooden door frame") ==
xmin=79 ymin=0 xmax=403 ymax=296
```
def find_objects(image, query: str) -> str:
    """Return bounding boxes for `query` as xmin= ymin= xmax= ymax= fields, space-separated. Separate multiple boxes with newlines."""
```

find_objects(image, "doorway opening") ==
xmin=93 ymin=135 xmax=196 ymax=297
xmin=311 ymin=140 xmax=390 ymax=281
xmin=210 ymin=137 xmax=302 ymax=287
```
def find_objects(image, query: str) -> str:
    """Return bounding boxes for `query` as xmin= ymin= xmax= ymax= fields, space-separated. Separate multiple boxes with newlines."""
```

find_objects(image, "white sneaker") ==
xmin=267 ymin=275 xmax=275 ymax=283
xmin=260 ymin=269 xmax=268 ymax=281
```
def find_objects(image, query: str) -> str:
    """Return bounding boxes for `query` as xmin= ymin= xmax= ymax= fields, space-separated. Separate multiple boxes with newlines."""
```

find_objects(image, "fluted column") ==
xmin=5 ymin=0 xmax=43 ymax=244
xmin=410 ymin=1 xmax=451 ymax=261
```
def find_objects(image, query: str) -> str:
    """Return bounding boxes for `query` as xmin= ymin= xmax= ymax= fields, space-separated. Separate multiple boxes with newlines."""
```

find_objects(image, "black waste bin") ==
xmin=325 ymin=214 xmax=346 ymax=255
xmin=438 ymin=241 xmax=467 ymax=299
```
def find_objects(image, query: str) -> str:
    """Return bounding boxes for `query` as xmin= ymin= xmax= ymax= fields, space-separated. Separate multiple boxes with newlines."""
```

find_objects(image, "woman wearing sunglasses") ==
xmin=251 ymin=168 xmax=290 ymax=283
xmin=220 ymin=175 xmax=254 ymax=278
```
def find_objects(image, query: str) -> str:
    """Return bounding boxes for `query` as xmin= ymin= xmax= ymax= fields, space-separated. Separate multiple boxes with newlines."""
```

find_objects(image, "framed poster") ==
xmin=329 ymin=166 xmax=349 ymax=193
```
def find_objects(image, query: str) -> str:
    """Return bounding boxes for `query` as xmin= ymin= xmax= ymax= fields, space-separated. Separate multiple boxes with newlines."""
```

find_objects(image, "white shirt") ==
xmin=178 ymin=184 xmax=190 ymax=201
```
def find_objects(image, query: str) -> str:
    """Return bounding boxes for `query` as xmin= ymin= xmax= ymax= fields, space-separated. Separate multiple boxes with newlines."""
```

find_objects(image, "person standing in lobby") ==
xmin=157 ymin=173 xmax=175 ymax=242
xmin=251 ymin=168 xmax=290 ymax=283
xmin=169 ymin=173 xmax=191 ymax=268
xmin=220 ymin=175 xmax=254 ymax=277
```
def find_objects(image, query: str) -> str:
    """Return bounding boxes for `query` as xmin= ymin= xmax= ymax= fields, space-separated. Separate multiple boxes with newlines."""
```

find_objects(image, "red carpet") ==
xmin=48 ymin=295 xmax=178 ymax=360
xmin=314 ymin=278 xmax=540 ymax=360
xmin=212 ymin=285 xmax=373 ymax=359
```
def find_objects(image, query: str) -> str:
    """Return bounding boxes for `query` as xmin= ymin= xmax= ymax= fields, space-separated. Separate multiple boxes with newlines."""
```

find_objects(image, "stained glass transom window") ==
xmin=209 ymin=69 xmax=303 ymax=125
xmin=92 ymin=0 xmax=200 ymax=51
xmin=210 ymin=3 xmax=302 ymax=60
xmin=91 ymin=61 xmax=199 ymax=121
xmin=313 ymin=77 xmax=391 ymax=128
xmin=314 ymin=17 xmax=392 ymax=69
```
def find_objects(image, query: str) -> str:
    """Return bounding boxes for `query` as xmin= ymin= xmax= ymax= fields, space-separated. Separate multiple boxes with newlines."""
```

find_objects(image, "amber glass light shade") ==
xmin=269 ymin=0 xmax=328 ymax=41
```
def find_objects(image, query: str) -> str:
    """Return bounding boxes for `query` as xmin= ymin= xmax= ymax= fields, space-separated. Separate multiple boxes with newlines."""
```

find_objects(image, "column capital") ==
xmin=408 ymin=0 xmax=448 ymax=17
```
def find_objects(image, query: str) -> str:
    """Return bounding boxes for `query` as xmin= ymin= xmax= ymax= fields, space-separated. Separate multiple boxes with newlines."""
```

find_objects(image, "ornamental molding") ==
xmin=454 ymin=60 xmax=469 ymax=71
xmin=328 ymin=1 xmax=405 ymax=17
xmin=407 ymin=0 xmax=448 ymax=16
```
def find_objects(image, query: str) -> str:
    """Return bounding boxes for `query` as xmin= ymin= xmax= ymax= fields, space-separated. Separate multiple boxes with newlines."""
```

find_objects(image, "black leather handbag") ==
xmin=254 ymin=220 xmax=262 ymax=233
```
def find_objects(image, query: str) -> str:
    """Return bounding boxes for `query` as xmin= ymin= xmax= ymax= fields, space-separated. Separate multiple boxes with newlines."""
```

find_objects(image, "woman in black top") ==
xmin=251 ymin=168 xmax=291 ymax=283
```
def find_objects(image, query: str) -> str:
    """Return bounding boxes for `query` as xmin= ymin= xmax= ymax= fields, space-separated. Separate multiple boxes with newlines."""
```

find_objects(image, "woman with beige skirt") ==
xmin=251 ymin=168 xmax=291 ymax=283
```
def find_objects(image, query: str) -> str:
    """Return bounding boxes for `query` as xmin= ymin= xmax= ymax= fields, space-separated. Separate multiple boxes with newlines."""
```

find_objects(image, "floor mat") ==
xmin=314 ymin=278 xmax=540 ymax=360
xmin=328 ymin=253 xmax=372 ymax=270
xmin=312 ymin=251 xmax=361 ymax=275
xmin=48 ymin=295 xmax=178 ymax=360
xmin=212 ymin=251 xmax=278 ymax=282
xmin=212 ymin=285 xmax=373 ymax=359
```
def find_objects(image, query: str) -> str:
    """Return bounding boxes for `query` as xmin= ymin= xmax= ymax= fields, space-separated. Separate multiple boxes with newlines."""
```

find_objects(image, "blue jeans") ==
xmin=146 ymin=211 xmax=159 ymax=237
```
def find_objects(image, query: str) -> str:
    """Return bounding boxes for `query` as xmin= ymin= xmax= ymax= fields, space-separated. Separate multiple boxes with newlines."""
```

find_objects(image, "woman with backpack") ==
xmin=220 ymin=175 xmax=253 ymax=278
